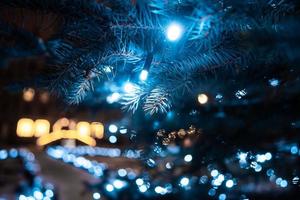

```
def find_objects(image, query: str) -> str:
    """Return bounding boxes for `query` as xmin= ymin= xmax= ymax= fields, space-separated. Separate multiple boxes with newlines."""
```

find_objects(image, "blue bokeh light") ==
xmin=166 ymin=23 xmax=183 ymax=41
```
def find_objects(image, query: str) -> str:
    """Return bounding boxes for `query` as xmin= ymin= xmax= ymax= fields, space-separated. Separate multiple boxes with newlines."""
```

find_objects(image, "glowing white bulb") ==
xmin=105 ymin=184 xmax=114 ymax=192
xmin=184 ymin=154 xmax=193 ymax=162
xmin=109 ymin=136 xmax=117 ymax=144
xmin=136 ymin=178 xmax=144 ymax=186
xmin=108 ymin=124 xmax=118 ymax=133
xmin=93 ymin=192 xmax=101 ymax=199
xmin=118 ymin=169 xmax=127 ymax=177
xmin=124 ymin=82 xmax=135 ymax=93
xmin=155 ymin=186 xmax=167 ymax=195
xmin=139 ymin=70 xmax=148 ymax=81
xmin=211 ymin=169 xmax=219 ymax=177
xmin=225 ymin=180 xmax=234 ymax=188
xmin=198 ymin=93 xmax=208 ymax=104
xmin=113 ymin=179 xmax=126 ymax=189
xmin=139 ymin=185 xmax=148 ymax=193
xmin=180 ymin=177 xmax=190 ymax=186
xmin=166 ymin=23 xmax=183 ymax=41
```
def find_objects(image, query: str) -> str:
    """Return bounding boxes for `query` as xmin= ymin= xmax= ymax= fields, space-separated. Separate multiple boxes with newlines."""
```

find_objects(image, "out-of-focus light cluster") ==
xmin=0 ymin=148 xmax=56 ymax=200
xmin=17 ymin=118 xmax=105 ymax=146
xmin=43 ymin=144 xmax=298 ymax=200
xmin=47 ymin=147 xmax=106 ymax=177
xmin=237 ymin=151 xmax=272 ymax=171
xmin=47 ymin=146 xmax=140 ymax=159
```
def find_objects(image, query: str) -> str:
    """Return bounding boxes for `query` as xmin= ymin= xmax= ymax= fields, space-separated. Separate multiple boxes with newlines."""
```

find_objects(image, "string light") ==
xmin=139 ymin=70 xmax=148 ymax=81
xmin=166 ymin=23 xmax=183 ymax=41
xmin=198 ymin=94 xmax=208 ymax=104
xmin=124 ymin=82 xmax=135 ymax=93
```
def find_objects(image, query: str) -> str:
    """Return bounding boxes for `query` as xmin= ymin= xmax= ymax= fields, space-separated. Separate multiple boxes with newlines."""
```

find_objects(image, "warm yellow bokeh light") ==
xmin=68 ymin=120 xmax=77 ymax=130
xmin=198 ymin=94 xmax=208 ymax=105
xmin=34 ymin=119 xmax=50 ymax=137
xmin=17 ymin=118 xmax=35 ymax=137
xmin=76 ymin=121 xmax=91 ymax=136
xmin=23 ymin=88 xmax=35 ymax=102
xmin=91 ymin=122 xmax=104 ymax=139
xmin=53 ymin=118 xmax=70 ymax=132
xmin=60 ymin=118 xmax=69 ymax=127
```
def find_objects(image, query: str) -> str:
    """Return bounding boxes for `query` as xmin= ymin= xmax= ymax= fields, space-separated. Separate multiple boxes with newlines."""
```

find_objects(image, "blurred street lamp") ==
xmin=17 ymin=118 xmax=35 ymax=137
xmin=23 ymin=88 xmax=35 ymax=102
xmin=91 ymin=122 xmax=104 ymax=139
xmin=34 ymin=119 xmax=50 ymax=137
xmin=76 ymin=121 xmax=91 ymax=136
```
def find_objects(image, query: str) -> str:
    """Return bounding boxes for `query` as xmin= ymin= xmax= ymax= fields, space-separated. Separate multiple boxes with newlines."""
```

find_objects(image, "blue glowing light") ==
xmin=165 ymin=162 xmax=172 ymax=169
xmin=166 ymin=23 xmax=183 ymax=41
xmin=45 ymin=190 xmax=54 ymax=198
xmin=269 ymin=78 xmax=280 ymax=87
xmin=108 ymin=136 xmax=117 ymax=144
xmin=266 ymin=169 xmax=274 ymax=177
xmin=280 ymin=180 xmax=288 ymax=188
xmin=276 ymin=177 xmax=283 ymax=185
xmin=180 ymin=177 xmax=190 ymax=187
xmin=256 ymin=154 xmax=267 ymax=163
xmin=211 ymin=169 xmax=219 ymax=177
xmin=291 ymin=145 xmax=298 ymax=155
xmin=139 ymin=70 xmax=148 ymax=81
xmin=106 ymin=92 xmax=121 ymax=104
xmin=93 ymin=192 xmax=101 ymax=199
xmin=219 ymin=194 xmax=227 ymax=200
xmin=19 ymin=195 xmax=27 ymax=200
xmin=155 ymin=186 xmax=167 ymax=195
xmin=225 ymin=180 xmax=234 ymax=188
xmin=208 ymin=188 xmax=216 ymax=196
xmin=184 ymin=154 xmax=193 ymax=162
xmin=33 ymin=191 xmax=43 ymax=200
xmin=124 ymin=82 xmax=135 ymax=93
xmin=127 ymin=171 xmax=137 ymax=180
xmin=0 ymin=150 xmax=8 ymax=160
xmin=139 ymin=185 xmax=148 ymax=193
xmin=254 ymin=164 xmax=262 ymax=172
xmin=9 ymin=149 xmax=18 ymax=158
xmin=108 ymin=124 xmax=118 ymax=133
xmin=265 ymin=152 xmax=272 ymax=160
xmin=136 ymin=178 xmax=144 ymax=186
xmin=113 ymin=179 xmax=126 ymax=189
xmin=166 ymin=111 xmax=175 ymax=120
xmin=119 ymin=128 xmax=127 ymax=134
xmin=213 ymin=177 xmax=224 ymax=186
xmin=118 ymin=169 xmax=127 ymax=177
xmin=105 ymin=184 xmax=114 ymax=192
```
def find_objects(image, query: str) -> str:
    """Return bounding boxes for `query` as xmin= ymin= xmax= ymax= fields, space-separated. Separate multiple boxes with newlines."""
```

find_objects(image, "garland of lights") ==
xmin=0 ymin=0 xmax=297 ymax=114
xmin=46 ymin=139 xmax=300 ymax=200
